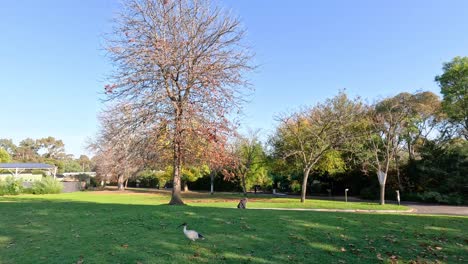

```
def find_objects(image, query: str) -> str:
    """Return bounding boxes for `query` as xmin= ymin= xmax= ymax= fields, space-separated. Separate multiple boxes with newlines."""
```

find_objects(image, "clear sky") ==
xmin=1 ymin=0 xmax=467 ymax=157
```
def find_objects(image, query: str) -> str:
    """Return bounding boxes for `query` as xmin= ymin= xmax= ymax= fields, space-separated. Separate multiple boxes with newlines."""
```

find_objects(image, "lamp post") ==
xmin=345 ymin=188 xmax=349 ymax=203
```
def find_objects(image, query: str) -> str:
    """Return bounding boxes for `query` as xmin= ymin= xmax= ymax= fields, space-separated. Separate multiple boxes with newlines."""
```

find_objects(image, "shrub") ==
xmin=31 ymin=170 xmax=47 ymax=176
xmin=29 ymin=177 xmax=63 ymax=194
xmin=131 ymin=170 xmax=166 ymax=188
xmin=310 ymin=182 xmax=325 ymax=195
xmin=290 ymin=180 xmax=301 ymax=193
xmin=0 ymin=176 xmax=23 ymax=196
xmin=360 ymin=186 xmax=378 ymax=200
xmin=415 ymin=191 xmax=466 ymax=205
xmin=447 ymin=193 xmax=465 ymax=205
xmin=417 ymin=191 xmax=448 ymax=204
xmin=89 ymin=176 xmax=99 ymax=187
xmin=76 ymin=173 xmax=90 ymax=182
xmin=400 ymin=192 xmax=421 ymax=202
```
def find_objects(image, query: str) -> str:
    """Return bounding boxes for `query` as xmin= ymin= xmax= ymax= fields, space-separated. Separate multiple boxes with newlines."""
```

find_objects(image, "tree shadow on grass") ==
xmin=0 ymin=198 xmax=466 ymax=264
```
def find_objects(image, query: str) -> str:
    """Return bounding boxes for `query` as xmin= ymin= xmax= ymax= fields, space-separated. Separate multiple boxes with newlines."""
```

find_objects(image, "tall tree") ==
xmin=0 ymin=139 xmax=17 ymax=156
xmin=271 ymin=93 xmax=366 ymax=202
xmin=435 ymin=56 xmax=468 ymax=139
xmin=203 ymin=138 xmax=233 ymax=195
xmin=90 ymin=105 xmax=144 ymax=190
xmin=402 ymin=91 xmax=441 ymax=160
xmin=0 ymin=148 xmax=11 ymax=163
xmin=105 ymin=0 xmax=253 ymax=204
xmin=224 ymin=131 xmax=266 ymax=195
xmin=15 ymin=138 xmax=39 ymax=162
xmin=364 ymin=94 xmax=414 ymax=205
xmin=78 ymin=155 xmax=92 ymax=172
xmin=37 ymin=136 xmax=66 ymax=159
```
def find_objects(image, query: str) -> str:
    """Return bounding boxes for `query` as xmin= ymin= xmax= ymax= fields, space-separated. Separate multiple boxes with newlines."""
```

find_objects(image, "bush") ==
xmin=417 ymin=191 xmax=448 ymax=204
xmin=310 ymin=182 xmax=325 ymax=195
xmin=0 ymin=176 xmax=23 ymax=196
xmin=400 ymin=192 xmax=421 ymax=202
xmin=415 ymin=191 xmax=465 ymax=205
xmin=360 ymin=186 xmax=378 ymax=200
xmin=129 ymin=170 xmax=168 ymax=189
xmin=28 ymin=177 xmax=63 ymax=194
xmin=290 ymin=180 xmax=301 ymax=193
xmin=138 ymin=174 xmax=159 ymax=188
xmin=89 ymin=176 xmax=99 ymax=187
xmin=76 ymin=173 xmax=91 ymax=182
xmin=447 ymin=193 xmax=465 ymax=205
xmin=31 ymin=170 xmax=47 ymax=176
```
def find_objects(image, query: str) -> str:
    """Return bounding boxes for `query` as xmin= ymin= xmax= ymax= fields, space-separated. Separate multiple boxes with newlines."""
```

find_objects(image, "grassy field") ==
xmin=1 ymin=189 xmax=408 ymax=210
xmin=0 ymin=191 xmax=467 ymax=264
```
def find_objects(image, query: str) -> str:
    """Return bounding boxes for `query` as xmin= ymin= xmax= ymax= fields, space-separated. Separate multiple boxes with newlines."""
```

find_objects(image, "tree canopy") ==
xmin=435 ymin=56 xmax=468 ymax=139
xmin=0 ymin=148 xmax=11 ymax=163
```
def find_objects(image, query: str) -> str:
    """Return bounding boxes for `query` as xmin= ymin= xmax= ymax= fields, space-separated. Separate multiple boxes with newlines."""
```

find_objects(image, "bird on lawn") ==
xmin=178 ymin=223 xmax=205 ymax=242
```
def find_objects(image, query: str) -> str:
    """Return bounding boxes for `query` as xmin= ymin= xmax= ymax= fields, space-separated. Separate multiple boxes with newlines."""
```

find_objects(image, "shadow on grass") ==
xmin=92 ymin=188 xmax=410 ymax=210
xmin=0 ymin=197 xmax=467 ymax=264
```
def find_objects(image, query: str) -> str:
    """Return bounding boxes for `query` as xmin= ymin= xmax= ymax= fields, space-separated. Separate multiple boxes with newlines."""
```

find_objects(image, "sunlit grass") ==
xmin=0 ymin=191 xmax=466 ymax=263
xmin=1 ymin=189 xmax=408 ymax=210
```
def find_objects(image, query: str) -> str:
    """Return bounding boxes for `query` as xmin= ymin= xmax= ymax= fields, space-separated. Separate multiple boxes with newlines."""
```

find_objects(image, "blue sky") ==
xmin=1 ymin=0 xmax=467 ymax=157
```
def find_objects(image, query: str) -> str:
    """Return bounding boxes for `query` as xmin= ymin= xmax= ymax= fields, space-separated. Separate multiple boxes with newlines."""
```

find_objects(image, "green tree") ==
xmin=62 ymin=159 xmax=82 ymax=173
xmin=0 ymin=139 xmax=17 ymax=156
xmin=0 ymin=148 xmax=11 ymax=163
xmin=314 ymin=150 xmax=346 ymax=175
xmin=409 ymin=138 xmax=468 ymax=204
xmin=37 ymin=137 xmax=66 ymax=159
xmin=16 ymin=138 xmax=40 ymax=162
xmin=78 ymin=155 xmax=92 ymax=172
xmin=435 ymin=56 xmax=468 ymax=139
xmin=161 ymin=165 xmax=209 ymax=192
xmin=401 ymin=91 xmax=442 ymax=160
xmin=271 ymin=92 xmax=366 ymax=202
xmin=225 ymin=131 xmax=268 ymax=195
xmin=364 ymin=93 xmax=416 ymax=205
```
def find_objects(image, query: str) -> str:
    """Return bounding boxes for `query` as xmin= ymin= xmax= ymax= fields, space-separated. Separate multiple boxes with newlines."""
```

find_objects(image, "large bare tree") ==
xmin=105 ymin=0 xmax=253 ymax=204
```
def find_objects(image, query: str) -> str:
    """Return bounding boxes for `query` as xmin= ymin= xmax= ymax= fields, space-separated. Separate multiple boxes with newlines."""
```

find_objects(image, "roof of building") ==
xmin=0 ymin=163 xmax=56 ymax=169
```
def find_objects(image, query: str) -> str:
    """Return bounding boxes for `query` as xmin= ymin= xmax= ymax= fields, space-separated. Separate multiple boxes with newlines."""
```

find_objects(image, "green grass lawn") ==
xmin=0 ymin=191 xmax=466 ymax=264
xmin=3 ymin=190 xmax=407 ymax=211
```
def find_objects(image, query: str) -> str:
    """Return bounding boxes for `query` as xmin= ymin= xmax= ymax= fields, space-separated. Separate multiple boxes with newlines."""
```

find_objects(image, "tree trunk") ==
xmin=124 ymin=179 xmax=128 ymax=189
xmin=395 ymin=155 xmax=402 ymax=190
xmin=169 ymin=150 xmax=184 ymax=204
xmin=241 ymin=174 xmax=247 ymax=196
xmin=300 ymin=167 xmax=311 ymax=203
xmin=169 ymin=110 xmax=185 ymax=205
xmin=169 ymin=157 xmax=184 ymax=205
xmin=117 ymin=176 xmax=125 ymax=191
xmin=407 ymin=141 xmax=414 ymax=161
xmin=379 ymin=184 xmax=385 ymax=205
xmin=183 ymin=181 xmax=189 ymax=192
xmin=210 ymin=171 xmax=215 ymax=195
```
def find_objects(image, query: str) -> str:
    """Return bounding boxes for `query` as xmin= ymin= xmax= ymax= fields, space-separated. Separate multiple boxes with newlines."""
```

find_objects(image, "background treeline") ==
xmin=89 ymin=56 xmax=467 ymax=205
xmin=0 ymin=137 xmax=94 ymax=174
xmin=2 ymin=57 xmax=466 ymax=205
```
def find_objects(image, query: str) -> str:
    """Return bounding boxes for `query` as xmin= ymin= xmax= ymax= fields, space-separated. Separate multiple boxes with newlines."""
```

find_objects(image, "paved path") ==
xmin=404 ymin=203 xmax=468 ymax=216
xmin=251 ymin=207 xmax=414 ymax=214
xmin=251 ymin=205 xmax=468 ymax=216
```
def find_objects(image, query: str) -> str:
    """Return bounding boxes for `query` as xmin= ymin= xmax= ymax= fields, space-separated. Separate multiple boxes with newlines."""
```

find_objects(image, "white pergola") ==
xmin=0 ymin=163 xmax=57 ymax=179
